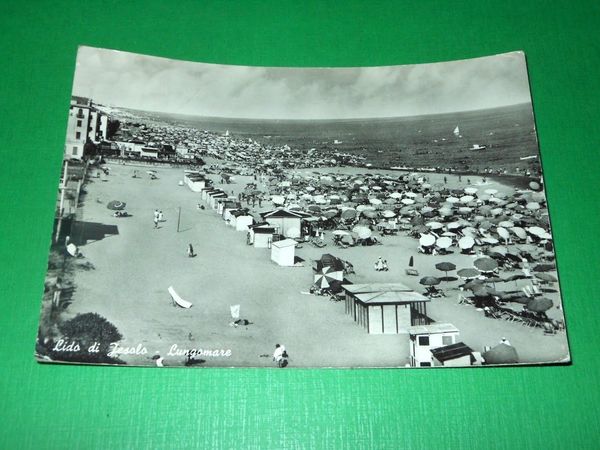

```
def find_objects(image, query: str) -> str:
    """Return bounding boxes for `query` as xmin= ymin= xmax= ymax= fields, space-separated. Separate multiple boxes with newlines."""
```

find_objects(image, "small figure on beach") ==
xmin=158 ymin=211 xmax=164 ymax=222
xmin=382 ymin=259 xmax=389 ymax=271
xmin=458 ymin=174 xmax=462 ymax=182
xmin=187 ymin=244 xmax=196 ymax=258
xmin=500 ymin=337 xmax=511 ymax=346
xmin=375 ymin=256 xmax=384 ymax=271
xmin=273 ymin=344 xmax=288 ymax=368
xmin=153 ymin=216 xmax=159 ymax=229
xmin=444 ymin=176 xmax=447 ymax=184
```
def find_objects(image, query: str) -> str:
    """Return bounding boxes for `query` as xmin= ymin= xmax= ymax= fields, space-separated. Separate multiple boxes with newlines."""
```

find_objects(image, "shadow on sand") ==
xmin=70 ymin=221 xmax=119 ymax=246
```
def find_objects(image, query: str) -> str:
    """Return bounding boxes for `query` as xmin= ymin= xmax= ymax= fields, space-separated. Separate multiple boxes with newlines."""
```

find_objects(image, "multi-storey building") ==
xmin=64 ymin=96 xmax=108 ymax=160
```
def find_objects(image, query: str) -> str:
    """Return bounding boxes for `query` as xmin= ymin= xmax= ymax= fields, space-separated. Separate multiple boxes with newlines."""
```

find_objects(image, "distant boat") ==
xmin=453 ymin=125 xmax=460 ymax=137
xmin=333 ymin=139 xmax=342 ymax=144
xmin=224 ymin=130 xmax=230 ymax=137
xmin=520 ymin=155 xmax=538 ymax=160
xmin=470 ymin=144 xmax=487 ymax=151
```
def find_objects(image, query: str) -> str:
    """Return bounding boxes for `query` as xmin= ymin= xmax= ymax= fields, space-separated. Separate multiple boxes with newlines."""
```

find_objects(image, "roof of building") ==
xmin=271 ymin=239 xmax=297 ymax=248
xmin=430 ymin=342 xmax=474 ymax=362
xmin=354 ymin=290 xmax=429 ymax=305
xmin=261 ymin=208 xmax=306 ymax=219
xmin=406 ymin=323 xmax=459 ymax=335
xmin=71 ymin=95 xmax=91 ymax=106
xmin=341 ymin=282 xmax=413 ymax=294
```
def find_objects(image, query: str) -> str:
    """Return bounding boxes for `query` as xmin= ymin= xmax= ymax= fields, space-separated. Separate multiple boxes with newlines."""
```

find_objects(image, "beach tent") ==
xmin=270 ymin=239 xmax=297 ymax=266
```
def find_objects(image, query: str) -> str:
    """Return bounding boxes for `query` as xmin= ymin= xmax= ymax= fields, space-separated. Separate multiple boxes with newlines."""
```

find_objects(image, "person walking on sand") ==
xmin=187 ymin=244 xmax=195 ymax=258
xmin=153 ymin=215 xmax=159 ymax=229
xmin=273 ymin=344 xmax=288 ymax=368
xmin=158 ymin=211 xmax=164 ymax=222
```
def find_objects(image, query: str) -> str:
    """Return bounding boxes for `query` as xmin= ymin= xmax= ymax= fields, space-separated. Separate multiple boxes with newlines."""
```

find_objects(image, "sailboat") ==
xmin=453 ymin=125 xmax=461 ymax=137
xmin=224 ymin=130 xmax=230 ymax=137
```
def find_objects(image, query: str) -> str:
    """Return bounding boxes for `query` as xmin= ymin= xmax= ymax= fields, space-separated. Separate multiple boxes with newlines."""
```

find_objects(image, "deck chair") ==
xmin=168 ymin=286 xmax=193 ymax=308
xmin=405 ymin=268 xmax=419 ymax=276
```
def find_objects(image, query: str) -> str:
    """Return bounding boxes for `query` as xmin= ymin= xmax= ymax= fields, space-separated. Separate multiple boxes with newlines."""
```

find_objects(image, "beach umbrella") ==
xmin=332 ymin=230 xmax=350 ymax=236
xmin=535 ymin=273 xmax=558 ymax=283
xmin=483 ymin=344 xmax=519 ymax=365
xmin=447 ymin=222 xmax=461 ymax=231
xmin=533 ymin=263 xmax=556 ymax=272
xmin=369 ymin=198 xmax=382 ymax=205
xmin=372 ymin=185 xmax=382 ymax=191
xmin=481 ymin=237 xmax=500 ymax=245
xmin=498 ymin=220 xmax=515 ymax=228
xmin=463 ymin=279 xmax=485 ymax=290
xmin=271 ymin=195 xmax=285 ymax=205
xmin=526 ymin=226 xmax=546 ymax=237
xmin=497 ymin=227 xmax=510 ymax=241
xmin=529 ymin=181 xmax=541 ymax=191
xmin=401 ymin=198 xmax=415 ymax=205
xmin=485 ymin=188 xmax=498 ymax=196
xmin=435 ymin=262 xmax=456 ymax=278
xmin=511 ymin=296 xmax=531 ymax=305
xmin=426 ymin=221 xmax=444 ymax=230
xmin=352 ymin=226 xmax=372 ymax=239
xmin=307 ymin=205 xmax=322 ymax=214
xmin=322 ymin=210 xmax=338 ymax=219
xmin=511 ymin=227 xmax=527 ymax=240
xmin=420 ymin=276 xmax=441 ymax=286
xmin=489 ymin=246 xmax=507 ymax=256
xmin=446 ymin=196 xmax=460 ymax=204
xmin=458 ymin=236 xmax=475 ymax=250
xmin=464 ymin=187 xmax=478 ymax=195
xmin=389 ymin=192 xmax=402 ymax=199
xmin=341 ymin=209 xmax=357 ymax=220
xmin=458 ymin=207 xmax=473 ymax=215
xmin=107 ymin=200 xmax=126 ymax=210
xmin=526 ymin=202 xmax=541 ymax=211
xmin=460 ymin=195 xmax=475 ymax=204
xmin=438 ymin=207 xmax=453 ymax=217
xmin=313 ymin=195 xmax=327 ymax=204
xmin=419 ymin=234 xmax=436 ymax=247
xmin=405 ymin=192 xmax=417 ymax=198
xmin=382 ymin=210 xmax=396 ymax=218
xmin=384 ymin=198 xmax=397 ymax=205
xmin=527 ymin=297 xmax=553 ymax=312
xmin=474 ymin=257 xmax=498 ymax=273
xmin=436 ymin=237 xmax=453 ymax=249
xmin=362 ymin=209 xmax=378 ymax=219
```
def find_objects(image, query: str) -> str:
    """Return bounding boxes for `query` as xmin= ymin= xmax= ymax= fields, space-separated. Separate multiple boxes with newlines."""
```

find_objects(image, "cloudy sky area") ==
xmin=73 ymin=46 xmax=532 ymax=120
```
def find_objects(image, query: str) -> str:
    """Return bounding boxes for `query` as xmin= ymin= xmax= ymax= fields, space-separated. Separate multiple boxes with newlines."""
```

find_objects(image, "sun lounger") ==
xmin=405 ymin=268 xmax=419 ymax=276
xmin=168 ymin=286 xmax=193 ymax=308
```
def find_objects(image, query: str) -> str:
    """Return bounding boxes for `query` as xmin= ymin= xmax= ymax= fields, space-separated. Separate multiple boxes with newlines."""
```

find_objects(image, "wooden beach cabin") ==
xmin=208 ymin=191 xmax=228 ymax=209
xmin=262 ymin=208 xmax=309 ymax=239
xmin=406 ymin=323 xmax=462 ymax=367
xmin=247 ymin=223 xmax=276 ymax=248
xmin=230 ymin=210 xmax=253 ymax=231
xmin=271 ymin=238 xmax=297 ymax=266
xmin=342 ymin=283 xmax=430 ymax=334
xmin=183 ymin=171 xmax=207 ymax=192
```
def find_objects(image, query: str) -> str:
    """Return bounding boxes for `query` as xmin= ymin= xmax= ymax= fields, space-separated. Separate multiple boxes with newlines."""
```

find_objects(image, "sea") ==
xmin=124 ymin=103 xmax=541 ymax=173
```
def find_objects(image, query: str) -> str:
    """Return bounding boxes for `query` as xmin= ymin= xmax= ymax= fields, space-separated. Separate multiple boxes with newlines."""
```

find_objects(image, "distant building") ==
xmin=64 ymin=96 xmax=108 ymax=160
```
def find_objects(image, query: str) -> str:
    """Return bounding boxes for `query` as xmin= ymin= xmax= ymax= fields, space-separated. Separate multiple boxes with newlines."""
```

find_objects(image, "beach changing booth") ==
xmin=262 ymin=208 xmax=310 ymax=238
xmin=230 ymin=209 xmax=253 ymax=231
xmin=183 ymin=170 xmax=207 ymax=192
xmin=247 ymin=223 xmax=277 ymax=248
xmin=342 ymin=283 xmax=430 ymax=334
xmin=270 ymin=238 xmax=297 ymax=266
xmin=406 ymin=323 xmax=467 ymax=367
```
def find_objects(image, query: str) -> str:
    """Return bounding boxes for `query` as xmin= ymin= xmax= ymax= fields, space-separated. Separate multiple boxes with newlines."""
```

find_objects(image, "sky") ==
xmin=73 ymin=46 xmax=532 ymax=120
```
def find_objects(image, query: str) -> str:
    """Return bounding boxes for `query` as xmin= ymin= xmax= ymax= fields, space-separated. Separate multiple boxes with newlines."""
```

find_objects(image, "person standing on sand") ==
xmin=187 ymin=244 xmax=195 ymax=257
xmin=158 ymin=211 xmax=164 ymax=222
xmin=273 ymin=344 xmax=287 ymax=368
xmin=153 ymin=215 xmax=159 ymax=229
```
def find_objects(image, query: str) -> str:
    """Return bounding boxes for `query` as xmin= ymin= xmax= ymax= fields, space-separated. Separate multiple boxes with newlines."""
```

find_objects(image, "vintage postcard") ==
xmin=36 ymin=46 xmax=570 ymax=368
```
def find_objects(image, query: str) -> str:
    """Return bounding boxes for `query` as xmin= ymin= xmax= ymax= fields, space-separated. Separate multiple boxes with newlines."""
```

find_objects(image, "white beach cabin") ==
xmin=270 ymin=238 xmax=297 ymax=266
xmin=406 ymin=323 xmax=461 ymax=367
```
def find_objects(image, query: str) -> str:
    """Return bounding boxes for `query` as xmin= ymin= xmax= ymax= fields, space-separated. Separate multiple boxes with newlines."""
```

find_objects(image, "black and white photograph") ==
xmin=36 ymin=46 xmax=570 ymax=368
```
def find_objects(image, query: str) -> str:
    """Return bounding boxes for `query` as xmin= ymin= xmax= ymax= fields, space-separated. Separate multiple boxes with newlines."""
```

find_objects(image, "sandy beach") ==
xmin=59 ymin=161 xmax=568 ymax=367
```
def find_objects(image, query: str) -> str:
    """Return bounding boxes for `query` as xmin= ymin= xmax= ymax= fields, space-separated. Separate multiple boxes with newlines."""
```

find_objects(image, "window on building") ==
xmin=419 ymin=362 xmax=431 ymax=367
xmin=77 ymin=120 xmax=82 ymax=127
xmin=442 ymin=335 xmax=454 ymax=346
xmin=75 ymin=132 xmax=81 ymax=139
xmin=418 ymin=336 xmax=430 ymax=346
xmin=72 ymin=146 xmax=78 ymax=155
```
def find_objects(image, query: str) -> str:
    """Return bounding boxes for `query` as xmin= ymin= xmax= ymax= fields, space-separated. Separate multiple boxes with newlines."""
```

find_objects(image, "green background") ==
xmin=1 ymin=1 xmax=599 ymax=448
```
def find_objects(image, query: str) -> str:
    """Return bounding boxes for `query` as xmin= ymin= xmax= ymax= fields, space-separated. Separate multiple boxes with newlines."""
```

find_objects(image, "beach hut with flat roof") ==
xmin=406 ymin=323 xmax=461 ymax=367
xmin=208 ymin=191 xmax=228 ymax=209
xmin=184 ymin=171 xmax=207 ymax=192
xmin=230 ymin=210 xmax=253 ymax=231
xmin=430 ymin=342 xmax=476 ymax=367
xmin=248 ymin=223 xmax=277 ymax=248
xmin=342 ymin=283 xmax=430 ymax=334
xmin=271 ymin=238 xmax=297 ymax=266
